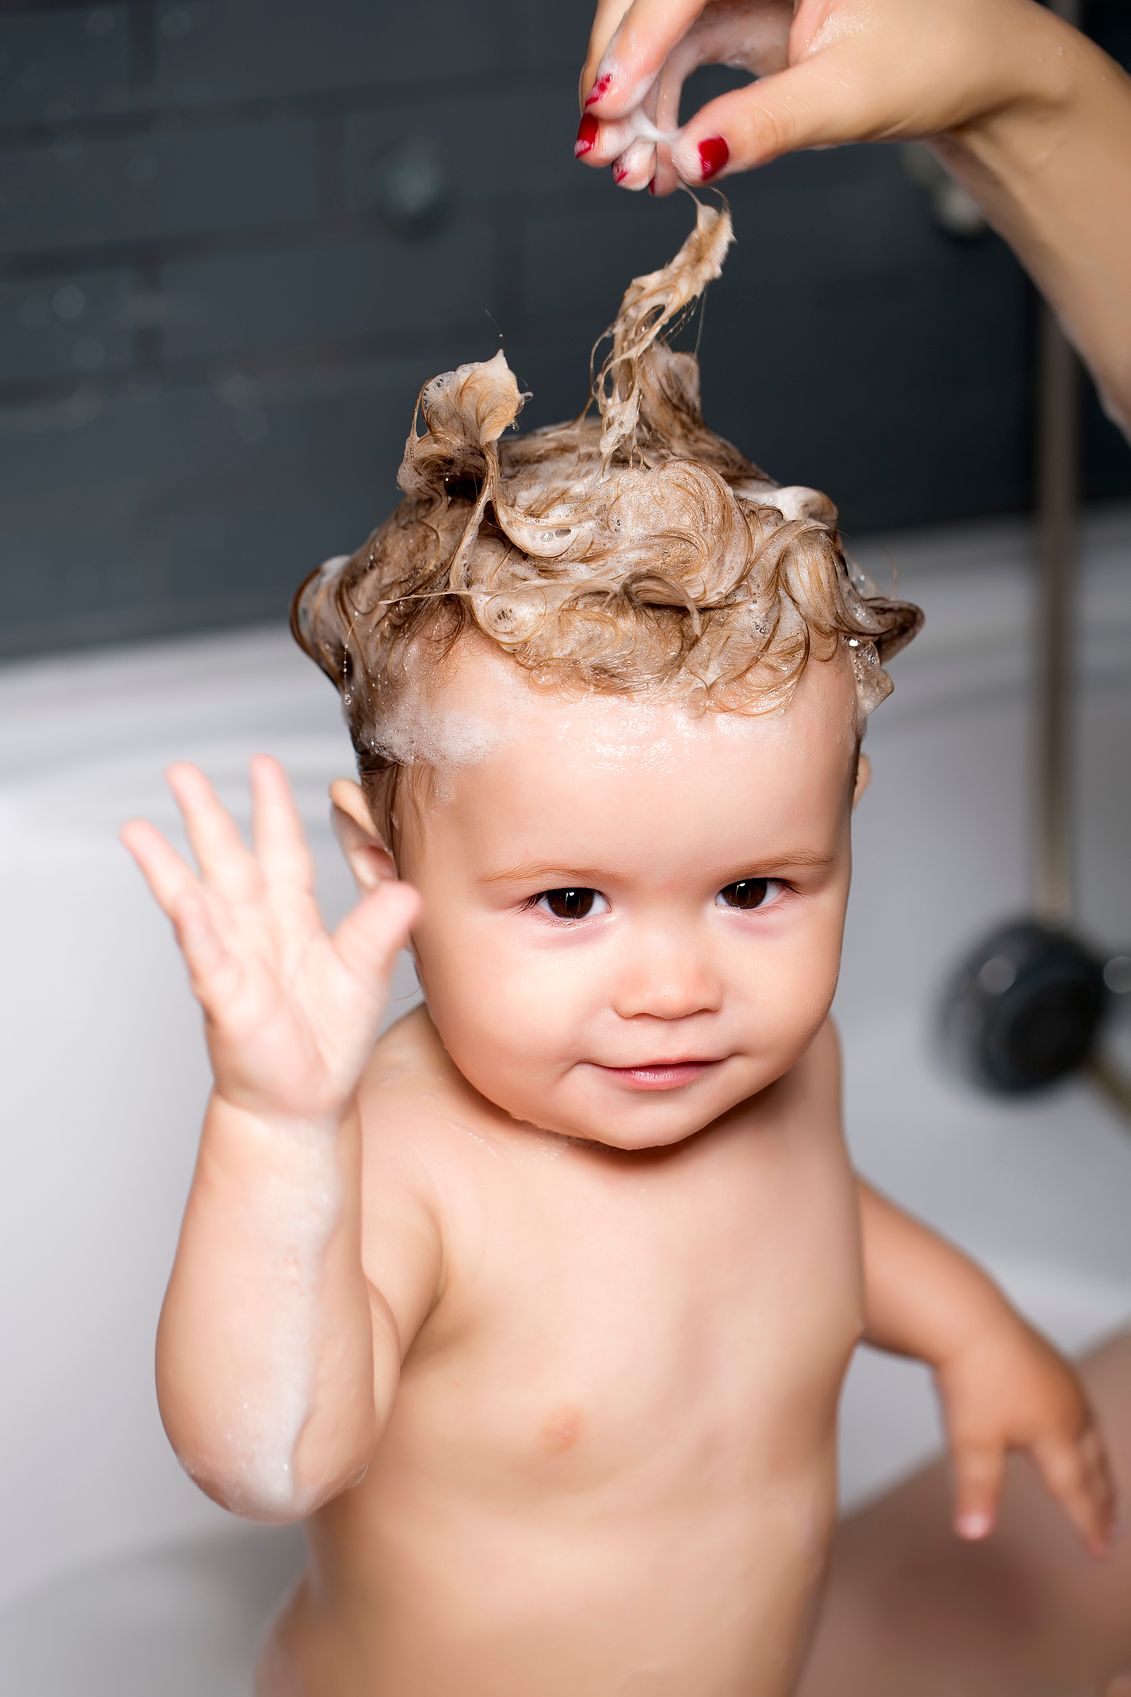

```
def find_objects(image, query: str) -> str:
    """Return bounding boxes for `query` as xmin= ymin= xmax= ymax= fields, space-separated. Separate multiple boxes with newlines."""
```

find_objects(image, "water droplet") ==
xmin=53 ymin=283 xmax=86 ymax=321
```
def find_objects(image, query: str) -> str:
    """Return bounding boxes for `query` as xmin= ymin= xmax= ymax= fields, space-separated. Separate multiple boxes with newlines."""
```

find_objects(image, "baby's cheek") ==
xmin=755 ymin=929 xmax=842 ymax=1052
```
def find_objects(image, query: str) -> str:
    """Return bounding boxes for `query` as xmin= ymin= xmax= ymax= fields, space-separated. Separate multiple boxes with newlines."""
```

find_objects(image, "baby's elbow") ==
xmin=170 ymin=1443 xmax=344 ymax=1525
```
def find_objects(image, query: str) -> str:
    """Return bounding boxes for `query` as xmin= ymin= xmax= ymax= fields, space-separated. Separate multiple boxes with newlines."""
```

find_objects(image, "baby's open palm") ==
xmin=120 ymin=755 xmax=420 ymax=1127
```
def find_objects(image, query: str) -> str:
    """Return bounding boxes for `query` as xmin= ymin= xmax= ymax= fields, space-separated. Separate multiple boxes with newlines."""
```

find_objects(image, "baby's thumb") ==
xmin=670 ymin=52 xmax=867 ymax=182
xmin=332 ymin=879 xmax=421 ymax=992
xmin=951 ymin=1443 xmax=1006 ymax=1542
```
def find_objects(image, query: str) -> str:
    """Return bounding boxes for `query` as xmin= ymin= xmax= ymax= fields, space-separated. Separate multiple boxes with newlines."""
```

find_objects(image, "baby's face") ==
xmin=397 ymin=639 xmax=863 ymax=1152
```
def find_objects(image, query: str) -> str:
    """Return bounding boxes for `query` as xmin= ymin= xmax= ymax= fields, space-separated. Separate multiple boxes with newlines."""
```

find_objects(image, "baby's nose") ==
xmin=612 ymin=927 xmax=723 ymax=1021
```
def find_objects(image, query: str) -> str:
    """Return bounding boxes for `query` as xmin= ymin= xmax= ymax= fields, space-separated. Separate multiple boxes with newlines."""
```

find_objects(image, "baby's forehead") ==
xmin=417 ymin=634 xmax=858 ymax=774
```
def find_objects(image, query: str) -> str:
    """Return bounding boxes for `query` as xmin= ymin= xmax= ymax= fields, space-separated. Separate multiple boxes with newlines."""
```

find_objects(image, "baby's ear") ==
xmin=852 ymin=752 xmax=872 ymax=810
xmin=328 ymin=777 xmax=396 ymax=891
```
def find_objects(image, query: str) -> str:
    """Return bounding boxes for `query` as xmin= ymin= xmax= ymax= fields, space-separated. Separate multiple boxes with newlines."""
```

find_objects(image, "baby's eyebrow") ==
xmin=477 ymin=861 xmax=609 ymax=887
xmin=477 ymin=848 xmax=835 ymax=887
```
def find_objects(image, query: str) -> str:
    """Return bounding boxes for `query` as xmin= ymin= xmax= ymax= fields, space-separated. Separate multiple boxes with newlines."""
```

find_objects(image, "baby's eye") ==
xmin=716 ymin=878 xmax=784 ymax=912
xmin=530 ymin=887 xmax=607 ymax=921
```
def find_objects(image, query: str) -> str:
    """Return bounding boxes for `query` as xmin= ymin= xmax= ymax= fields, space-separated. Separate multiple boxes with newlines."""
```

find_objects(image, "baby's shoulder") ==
xmin=353 ymin=1005 xmax=473 ymax=1341
xmin=358 ymin=1003 xmax=457 ymax=1162
xmin=355 ymin=1002 xmax=487 ymax=1212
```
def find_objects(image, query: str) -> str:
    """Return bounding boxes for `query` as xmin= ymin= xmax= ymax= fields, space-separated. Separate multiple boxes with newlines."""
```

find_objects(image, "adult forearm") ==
xmin=156 ymin=1090 xmax=376 ymax=1522
xmin=855 ymin=1178 xmax=1012 ymax=1368
xmin=932 ymin=10 xmax=1131 ymax=436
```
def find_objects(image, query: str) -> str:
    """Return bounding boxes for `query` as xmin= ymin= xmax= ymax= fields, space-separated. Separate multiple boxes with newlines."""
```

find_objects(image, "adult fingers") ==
xmin=669 ymin=49 xmax=871 ymax=184
xmin=610 ymin=77 xmax=663 ymax=191
xmin=643 ymin=27 xmax=714 ymax=196
xmin=575 ymin=109 xmax=646 ymax=169
xmin=581 ymin=0 xmax=709 ymax=120
xmin=580 ymin=0 xmax=633 ymax=111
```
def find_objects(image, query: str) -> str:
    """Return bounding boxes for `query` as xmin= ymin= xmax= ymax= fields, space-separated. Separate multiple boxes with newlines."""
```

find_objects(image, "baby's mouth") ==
xmin=595 ymin=1058 xmax=722 ymax=1091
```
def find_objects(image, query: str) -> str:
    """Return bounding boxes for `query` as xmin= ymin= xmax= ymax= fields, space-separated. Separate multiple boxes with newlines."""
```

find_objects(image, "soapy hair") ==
xmin=291 ymin=199 xmax=922 ymax=852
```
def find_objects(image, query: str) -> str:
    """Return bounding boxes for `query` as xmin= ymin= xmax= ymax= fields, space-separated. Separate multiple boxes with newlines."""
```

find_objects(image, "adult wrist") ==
xmin=929 ymin=7 xmax=1089 ymax=194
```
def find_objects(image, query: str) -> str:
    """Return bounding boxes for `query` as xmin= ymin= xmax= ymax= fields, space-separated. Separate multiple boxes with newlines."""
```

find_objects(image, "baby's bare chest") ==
xmin=385 ymin=1106 xmax=865 ymax=1506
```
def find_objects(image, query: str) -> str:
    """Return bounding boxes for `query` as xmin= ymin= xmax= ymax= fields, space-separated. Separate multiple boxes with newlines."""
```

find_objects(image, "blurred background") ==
xmin=3 ymin=6 xmax=1131 ymax=1693
xmin=1 ymin=0 xmax=1129 ymax=661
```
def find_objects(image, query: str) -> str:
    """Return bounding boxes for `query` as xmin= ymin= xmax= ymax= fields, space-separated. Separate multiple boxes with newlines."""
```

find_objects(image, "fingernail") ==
xmin=584 ymin=71 xmax=612 ymax=108
xmin=647 ymin=176 xmax=656 ymax=195
xmin=574 ymin=114 xmax=599 ymax=157
xmin=957 ymin=1511 xmax=991 ymax=1539
xmin=698 ymin=136 xmax=729 ymax=182
xmin=612 ymin=157 xmax=629 ymax=184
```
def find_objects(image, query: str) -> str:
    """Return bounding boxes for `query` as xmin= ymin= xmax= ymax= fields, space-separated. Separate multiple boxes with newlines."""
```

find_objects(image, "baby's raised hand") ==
xmin=120 ymin=755 xmax=419 ymax=1127
xmin=932 ymin=1308 xmax=1119 ymax=1560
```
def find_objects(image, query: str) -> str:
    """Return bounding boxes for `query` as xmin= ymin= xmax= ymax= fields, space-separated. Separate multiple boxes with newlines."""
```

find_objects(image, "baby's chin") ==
xmin=484 ymin=1064 xmax=770 ymax=1156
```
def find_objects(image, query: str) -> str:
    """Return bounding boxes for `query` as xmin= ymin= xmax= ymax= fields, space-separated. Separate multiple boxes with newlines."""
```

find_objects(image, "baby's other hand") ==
xmin=120 ymin=756 xmax=419 ymax=1128
xmin=933 ymin=1308 xmax=1119 ymax=1560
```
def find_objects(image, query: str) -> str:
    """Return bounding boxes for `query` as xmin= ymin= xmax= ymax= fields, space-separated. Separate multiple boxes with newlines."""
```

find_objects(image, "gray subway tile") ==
xmin=344 ymin=82 xmax=590 ymax=217
xmin=0 ymin=119 xmax=316 ymax=257
xmin=161 ymin=221 xmax=496 ymax=363
xmin=0 ymin=348 xmax=483 ymax=659
xmin=0 ymin=268 xmax=134 ymax=383
xmin=0 ymin=6 xmax=132 ymax=124
xmin=152 ymin=0 xmax=499 ymax=107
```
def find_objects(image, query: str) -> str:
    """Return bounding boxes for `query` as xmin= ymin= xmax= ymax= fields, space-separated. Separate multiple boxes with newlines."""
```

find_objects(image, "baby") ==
xmin=122 ymin=204 xmax=1117 ymax=1697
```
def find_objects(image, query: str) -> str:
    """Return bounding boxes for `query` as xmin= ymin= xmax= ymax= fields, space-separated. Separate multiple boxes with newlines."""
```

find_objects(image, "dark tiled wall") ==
xmin=2 ymin=0 xmax=1128 ymax=661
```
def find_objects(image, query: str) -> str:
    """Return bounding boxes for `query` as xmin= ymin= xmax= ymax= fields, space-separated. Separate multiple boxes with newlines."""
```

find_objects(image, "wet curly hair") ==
xmin=291 ymin=200 xmax=922 ymax=853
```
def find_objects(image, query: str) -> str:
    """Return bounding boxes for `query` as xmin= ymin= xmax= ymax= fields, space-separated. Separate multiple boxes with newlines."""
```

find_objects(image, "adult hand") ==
xmin=574 ymin=0 xmax=1065 ymax=194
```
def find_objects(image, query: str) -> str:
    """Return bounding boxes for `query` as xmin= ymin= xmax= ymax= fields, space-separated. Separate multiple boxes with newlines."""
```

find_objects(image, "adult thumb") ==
xmin=670 ymin=51 xmax=869 ymax=183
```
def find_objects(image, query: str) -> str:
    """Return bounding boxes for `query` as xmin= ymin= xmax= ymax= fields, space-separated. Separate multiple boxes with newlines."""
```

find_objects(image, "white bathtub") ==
xmin=3 ymin=505 xmax=1130 ymax=1693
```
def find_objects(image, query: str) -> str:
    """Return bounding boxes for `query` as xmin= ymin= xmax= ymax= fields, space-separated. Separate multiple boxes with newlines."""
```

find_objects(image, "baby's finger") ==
xmin=582 ymin=0 xmax=708 ymax=119
xmin=166 ymin=762 xmax=263 ymax=905
xmin=1032 ymin=1431 xmax=1118 ymax=1555
xmin=670 ymin=50 xmax=869 ymax=184
xmin=119 ymin=816 xmax=201 ymax=922
xmin=952 ymin=1442 xmax=1006 ymax=1541
xmin=250 ymin=754 xmax=317 ymax=900
xmin=331 ymin=880 xmax=421 ymax=997
xmin=170 ymin=884 xmax=244 ymax=1015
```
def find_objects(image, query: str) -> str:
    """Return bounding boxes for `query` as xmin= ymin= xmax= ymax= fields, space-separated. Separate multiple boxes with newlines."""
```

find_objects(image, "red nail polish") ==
xmin=584 ymin=72 xmax=612 ymax=108
xmin=647 ymin=176 xmax=656 ymax=195
xmin=698 ymin=136 xmax=729 ymax=181
xmin=574 ymin=114 xmax=599 ymax=157
xmin=612 ymin=160 xmax=629 ymax=184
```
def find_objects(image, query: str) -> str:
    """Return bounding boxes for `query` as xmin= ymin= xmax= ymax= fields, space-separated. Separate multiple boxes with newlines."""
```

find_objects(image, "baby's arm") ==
xmin=122 ymin=756 xmax=429 ymax=1523
xmin=855 ymin=1177 xmax=1010 ymax=1368
xmin=854 ymin=1176 xmax=1118 ymax=1557
xmin=157 ymin=1092 xmax=381 ymax=1521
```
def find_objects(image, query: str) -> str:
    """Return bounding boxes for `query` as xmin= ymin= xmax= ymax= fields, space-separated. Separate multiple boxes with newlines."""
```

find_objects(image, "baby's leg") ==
xmin=795 ymin=1328 xmax=1131 ymax=1697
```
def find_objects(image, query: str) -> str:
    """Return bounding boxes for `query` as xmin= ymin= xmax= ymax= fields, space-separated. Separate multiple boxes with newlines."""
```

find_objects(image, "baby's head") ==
xmin=291 ymin=203 xmax=921 ymax=1151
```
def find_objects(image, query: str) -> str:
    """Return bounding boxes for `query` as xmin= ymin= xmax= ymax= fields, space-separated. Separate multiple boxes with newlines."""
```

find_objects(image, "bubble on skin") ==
xmin=183 ymin=1124 xmax=343 ymax=1520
